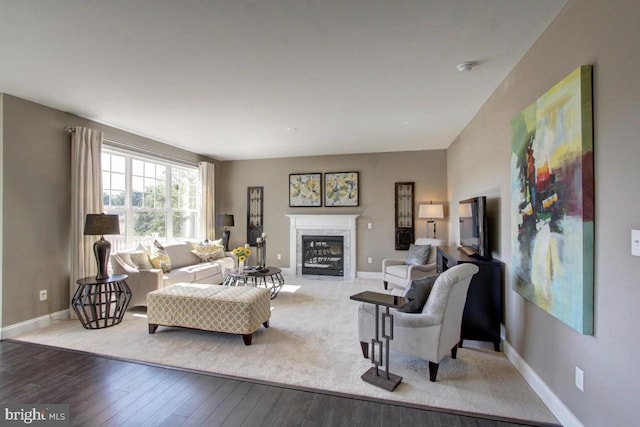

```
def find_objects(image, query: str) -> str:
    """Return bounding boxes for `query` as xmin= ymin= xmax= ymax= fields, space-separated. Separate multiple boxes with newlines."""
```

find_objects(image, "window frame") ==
xmin=102 ymin=146 xmax=200 ymax=251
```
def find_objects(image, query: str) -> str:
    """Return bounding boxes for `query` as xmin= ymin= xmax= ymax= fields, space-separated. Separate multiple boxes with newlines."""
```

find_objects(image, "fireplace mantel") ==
xmin=286 ymin=214 xmax=359 ymax=279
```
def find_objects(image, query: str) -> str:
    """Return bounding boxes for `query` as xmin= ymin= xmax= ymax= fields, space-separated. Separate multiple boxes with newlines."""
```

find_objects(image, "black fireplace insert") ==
xmin=302 ymin=235 xmax=344 ymax=276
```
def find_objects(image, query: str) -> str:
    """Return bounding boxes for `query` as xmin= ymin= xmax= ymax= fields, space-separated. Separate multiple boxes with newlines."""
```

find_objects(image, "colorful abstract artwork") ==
xmin=510 ymin=65 xmax=594 ymax=334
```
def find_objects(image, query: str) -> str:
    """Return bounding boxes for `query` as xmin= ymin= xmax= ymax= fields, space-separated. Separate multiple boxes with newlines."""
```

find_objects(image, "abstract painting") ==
xmin=510 ymin=65 xmax=594 ymax=334
xmin=289 ymin=173 xmax=322 ymax=207
xmin=324 ymin=172 xmax=359 ymax=207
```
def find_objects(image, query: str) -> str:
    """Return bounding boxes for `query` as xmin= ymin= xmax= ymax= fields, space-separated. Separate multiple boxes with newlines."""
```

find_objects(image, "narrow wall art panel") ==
xmin=510 ymin=65 xmax=594 ymax=334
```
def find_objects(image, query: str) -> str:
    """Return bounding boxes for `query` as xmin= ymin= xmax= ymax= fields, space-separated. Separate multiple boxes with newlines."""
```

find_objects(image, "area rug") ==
xmin=12 ymin=276 xmax=558 ymax=425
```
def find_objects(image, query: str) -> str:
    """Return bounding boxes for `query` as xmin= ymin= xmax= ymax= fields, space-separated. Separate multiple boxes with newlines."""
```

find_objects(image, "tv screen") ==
xmin=458 ymin=196 xmax=489 ymax=259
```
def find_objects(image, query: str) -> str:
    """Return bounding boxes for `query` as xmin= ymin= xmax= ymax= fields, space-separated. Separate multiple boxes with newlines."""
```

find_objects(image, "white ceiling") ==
xmin=0 ymin=0 xmax=566 ymax=161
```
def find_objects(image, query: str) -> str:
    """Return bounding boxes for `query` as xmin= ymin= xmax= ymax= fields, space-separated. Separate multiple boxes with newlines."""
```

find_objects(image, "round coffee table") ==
xmin=222 ymin=266 xmax=284 ymax=299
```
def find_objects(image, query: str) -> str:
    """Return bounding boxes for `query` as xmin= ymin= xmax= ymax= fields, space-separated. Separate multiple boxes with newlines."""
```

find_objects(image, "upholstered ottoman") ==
xmin=147 ymin=283 xmax=271 ymax=345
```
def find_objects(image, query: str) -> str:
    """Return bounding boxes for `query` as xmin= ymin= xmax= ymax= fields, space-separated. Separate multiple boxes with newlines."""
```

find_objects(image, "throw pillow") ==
xmin=191 ymin=244 xmax=224 ymax=262
xmin=149 ymin=240 xmax=171 ymax=273
xmin=399 ymin=274 xmax=439 ymax=313
xmin=130 ymin=244 xmax=153 ymax=270
xmin=405 ymin=244 xmax=431 ymax=265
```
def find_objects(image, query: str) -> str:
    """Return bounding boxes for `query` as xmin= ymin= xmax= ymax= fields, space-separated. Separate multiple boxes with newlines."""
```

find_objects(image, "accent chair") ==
xmin=358 ymin=263 xmax=479 ymax=381
xmin=382 ymin=238 xmax=445 ymax=291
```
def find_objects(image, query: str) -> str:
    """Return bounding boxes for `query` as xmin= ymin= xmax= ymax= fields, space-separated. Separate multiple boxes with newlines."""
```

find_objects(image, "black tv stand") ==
xmin=437 ymin=246 xmax=503 ymax=351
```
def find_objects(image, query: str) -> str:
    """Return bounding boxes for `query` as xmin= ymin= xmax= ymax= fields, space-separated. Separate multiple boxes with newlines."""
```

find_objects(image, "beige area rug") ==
xmin=13 ymin=276 xmax=557 ymax=425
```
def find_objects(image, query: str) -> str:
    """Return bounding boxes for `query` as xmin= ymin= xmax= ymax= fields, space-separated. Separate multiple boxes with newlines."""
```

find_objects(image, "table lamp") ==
xmin=217 ymin=213 xmax=235 ymax=251
xmin=418 ymin=203 xmax=444 ymax=238
xmin=84 ymin=213 xmax=120 ymax=280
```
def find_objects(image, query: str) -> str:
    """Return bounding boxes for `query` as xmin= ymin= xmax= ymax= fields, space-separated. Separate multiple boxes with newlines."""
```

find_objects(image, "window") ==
xmin=102 ymin=148 xmax=200 ymax=251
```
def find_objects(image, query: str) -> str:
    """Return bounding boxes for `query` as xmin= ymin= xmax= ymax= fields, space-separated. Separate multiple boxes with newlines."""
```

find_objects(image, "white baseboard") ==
xmin=503 ymin=340 xmax=583 ymax=427
xmin=0 ymin=309 xmax=69 ymax=340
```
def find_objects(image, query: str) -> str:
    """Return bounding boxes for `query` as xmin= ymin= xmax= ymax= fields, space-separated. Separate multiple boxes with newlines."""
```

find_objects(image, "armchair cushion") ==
xmin=405 ymin=244 xmax=431 ymax=265
xmin=400 ymin=274 xmax=439 ymax=313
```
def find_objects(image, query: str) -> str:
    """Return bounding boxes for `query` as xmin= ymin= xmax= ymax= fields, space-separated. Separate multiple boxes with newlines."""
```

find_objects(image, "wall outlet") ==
xmin=367 ymin=256 xmax=373 ymax=264
xmin=276 ymin=253 xmax=282 ymax=260
xmin=575 ymin=366 xmax=584 ymax=392
xmin=39 ymin=290 xmax=48 ymax=301
xmin=367 ymin=222 xmax=373 ymax=230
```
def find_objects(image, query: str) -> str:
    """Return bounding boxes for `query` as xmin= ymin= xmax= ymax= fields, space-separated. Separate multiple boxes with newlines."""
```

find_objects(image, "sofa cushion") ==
xmin=162 ymin=269 xmax=195 ymax=286
xmin=164 ymin=242 xmax=202 ymax=268
xmin=405 ymin=244 xmax=431 ymax=265
xmin=191 ymin=244 xmax=225 ymax=262
xmin=179 ymin=262 xmax=222 ymax=281
xmin=130 ymin=244 xmax=153 ymax=270
xmin=399 ymin=274 xmax=439 ymax=313
xmin=150 ymin=240 xmax=172 ymax=272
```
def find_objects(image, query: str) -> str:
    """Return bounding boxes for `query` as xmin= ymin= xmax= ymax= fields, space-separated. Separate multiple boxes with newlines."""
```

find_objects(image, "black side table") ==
xmin=72 ymin=274 xmax=131 ymax=329
xmin=350 ymin=291 xmax=407 ymax=391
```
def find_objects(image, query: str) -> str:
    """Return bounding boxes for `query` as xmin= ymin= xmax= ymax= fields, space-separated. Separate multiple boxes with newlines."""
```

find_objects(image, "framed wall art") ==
xmin=247 ymin=186 xmax=263 ymax=245
xmin=324 ymin=172 xmax=359 ymax=207
xmin=510 ymin=65 xmax=594 ymax=335
xmin=289 ymin=173 xmax=322 ymax=207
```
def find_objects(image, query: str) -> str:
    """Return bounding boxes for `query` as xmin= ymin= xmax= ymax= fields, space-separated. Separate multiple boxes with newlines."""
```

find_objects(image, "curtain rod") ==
xmin=104 ymin=139 xmax=199 ymax=167
xmin=65 ymin=126 xmax=200 ymax=167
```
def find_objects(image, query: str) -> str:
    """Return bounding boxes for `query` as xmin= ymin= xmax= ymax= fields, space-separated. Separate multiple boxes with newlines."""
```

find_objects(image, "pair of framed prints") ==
xmin=289 ymin=172 xmax=358 ymax=207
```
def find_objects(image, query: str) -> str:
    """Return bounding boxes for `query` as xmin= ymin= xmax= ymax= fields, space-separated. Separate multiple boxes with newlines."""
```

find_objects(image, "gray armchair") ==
xmin=358 ymin=263 xmax=479 ymax=382
xmin=382 ymin=238 xmax=445 ymax=291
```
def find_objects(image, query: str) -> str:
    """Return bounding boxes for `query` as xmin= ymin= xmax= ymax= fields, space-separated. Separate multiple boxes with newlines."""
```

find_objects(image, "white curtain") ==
xmin=70 ymin=127 xmax=103 ymax=318
xmin=199 ymin=161 xmax=216 ymax=241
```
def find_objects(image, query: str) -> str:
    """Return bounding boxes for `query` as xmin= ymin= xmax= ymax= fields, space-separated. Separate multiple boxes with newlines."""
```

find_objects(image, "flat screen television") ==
xmin=458 ymin=196 xmax=489 ymax=259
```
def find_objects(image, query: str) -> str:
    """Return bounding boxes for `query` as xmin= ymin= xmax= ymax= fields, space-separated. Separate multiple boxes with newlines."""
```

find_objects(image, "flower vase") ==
xmin=239 ymin=259 xmax=245 ymax=273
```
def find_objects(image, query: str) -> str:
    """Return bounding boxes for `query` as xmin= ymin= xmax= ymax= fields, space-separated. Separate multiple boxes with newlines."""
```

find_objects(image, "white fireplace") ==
xmin=286 ymin=214 xmax=359 ymax=280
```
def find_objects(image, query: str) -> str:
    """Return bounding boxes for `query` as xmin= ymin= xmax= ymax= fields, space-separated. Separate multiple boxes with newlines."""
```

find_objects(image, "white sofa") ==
xmin=111 ymin=241 xmax=237 ymax=307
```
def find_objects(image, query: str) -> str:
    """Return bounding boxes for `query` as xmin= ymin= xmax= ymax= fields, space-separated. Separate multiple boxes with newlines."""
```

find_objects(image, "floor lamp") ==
xmin=418 ymin=203 xmax=444 ymax=238
xmin=217 ymin=214 xmax=234 ymax=251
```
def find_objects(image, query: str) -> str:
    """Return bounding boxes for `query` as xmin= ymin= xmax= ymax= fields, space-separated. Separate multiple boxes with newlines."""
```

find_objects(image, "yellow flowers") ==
xmin=232 ymin=246 xmax=251 ymax=262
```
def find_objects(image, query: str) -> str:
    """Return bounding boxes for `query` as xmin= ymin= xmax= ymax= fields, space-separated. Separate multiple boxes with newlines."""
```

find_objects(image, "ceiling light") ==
xmin=456 ymin=62 xmax=475 ymax=72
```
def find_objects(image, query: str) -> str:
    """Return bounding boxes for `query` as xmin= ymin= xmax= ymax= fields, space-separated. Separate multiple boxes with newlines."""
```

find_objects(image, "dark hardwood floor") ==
xmin=0 ymin=340 xmax=551 ymax=426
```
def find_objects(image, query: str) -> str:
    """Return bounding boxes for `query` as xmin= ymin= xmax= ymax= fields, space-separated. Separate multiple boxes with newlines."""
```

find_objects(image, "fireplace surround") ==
xmin=286 ymin=215 xmax=359 ymax=279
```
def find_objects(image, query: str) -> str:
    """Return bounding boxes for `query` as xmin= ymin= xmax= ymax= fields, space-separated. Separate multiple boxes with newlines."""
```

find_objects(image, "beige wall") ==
xmin=0 ymin=94 xmax=217 ymax=326
xmin=448 ymin=0 xmax=639 ymax=425
xmin=217 ymin=150 xmax=447 ymax=271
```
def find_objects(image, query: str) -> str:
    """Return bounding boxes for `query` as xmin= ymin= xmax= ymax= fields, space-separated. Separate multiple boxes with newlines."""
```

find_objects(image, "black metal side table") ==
xmin=350 ymin=291 xmax=406 ymax=391
xmin=72 ymin=274 xmax=131 ymax=329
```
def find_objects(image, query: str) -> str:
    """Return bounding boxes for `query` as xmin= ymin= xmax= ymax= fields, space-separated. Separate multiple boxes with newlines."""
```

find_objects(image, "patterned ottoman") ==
xmin=147 ymin=283 xmax=271 ymax=345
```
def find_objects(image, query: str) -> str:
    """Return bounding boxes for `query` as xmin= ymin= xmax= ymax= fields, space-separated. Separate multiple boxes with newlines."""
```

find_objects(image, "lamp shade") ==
xmin=418 ymin=204 xmax=444 ymax=219
xmin=84 ymin=214 xmax=120 ymax=236
xmin=217 ymin=214 xmax=235 ymax=227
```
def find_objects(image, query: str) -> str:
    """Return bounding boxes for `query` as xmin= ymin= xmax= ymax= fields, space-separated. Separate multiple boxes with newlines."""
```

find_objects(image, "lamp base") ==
xmin=221 ymin=229 xmax=231 ymax=252
xmin=94 ymin=237 xmax=112 ymax=280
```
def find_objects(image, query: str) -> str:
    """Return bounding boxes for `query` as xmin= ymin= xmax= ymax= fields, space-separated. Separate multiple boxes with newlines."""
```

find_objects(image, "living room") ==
xmin=1 ymin=1 xmax=639 ymax=426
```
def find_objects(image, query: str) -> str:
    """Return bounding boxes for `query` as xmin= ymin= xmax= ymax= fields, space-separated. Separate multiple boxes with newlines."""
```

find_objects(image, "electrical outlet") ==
xmin=575 ymin=366 xmax=584 ymax=392
xmin=367 ymin=257 xmax=373 ymax=264
xmin=276 ymin=253 xmax=282 ymax=260
xmin=39 ymin=290 xmax=48 ymax=301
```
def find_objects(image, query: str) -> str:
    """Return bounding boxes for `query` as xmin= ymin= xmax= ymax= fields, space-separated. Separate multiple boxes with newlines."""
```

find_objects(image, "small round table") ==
xmin=72 ymin=274 xmax=131 ymax=329
xmin=222 ymin=267 xmax=284 ymax=299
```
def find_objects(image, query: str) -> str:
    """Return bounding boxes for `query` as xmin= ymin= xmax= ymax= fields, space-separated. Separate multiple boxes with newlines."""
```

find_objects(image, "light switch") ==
xmin=632 ymin=230 xmax=640 ymax=256
xmin=368 ymin=222 xmax=373 ymax=229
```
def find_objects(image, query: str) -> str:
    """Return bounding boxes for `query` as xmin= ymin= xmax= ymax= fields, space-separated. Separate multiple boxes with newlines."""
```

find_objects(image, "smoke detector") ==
xmin=456 ymin=62 xmax=475 ymax=72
